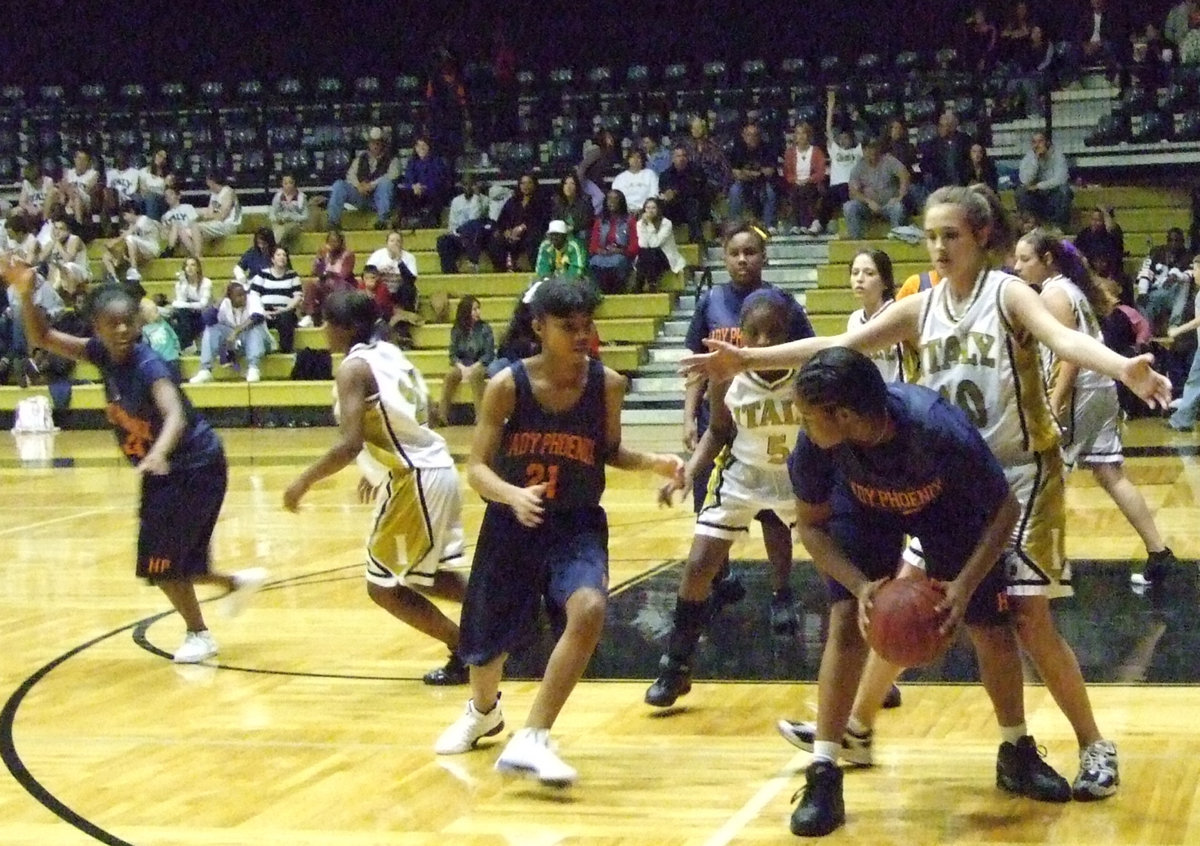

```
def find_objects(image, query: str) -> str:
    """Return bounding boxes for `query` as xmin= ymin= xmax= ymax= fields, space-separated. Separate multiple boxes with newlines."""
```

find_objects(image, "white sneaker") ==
xmin=220 ymin=567 xmax=268 ymax=618
xmin=776 ymin=719 xmax=874 ymax=766
xmin=1072 ymin=739 xmax=1119 ymax=800
xmin=173 ymin=630 xmax=218 ymax=664
xmin=495 ymin=727 xmax=577 ymax=787
xmin=297 ymin=315 xmax=314 ymax=328
xmin=246 ymin=366 xmax=261 ymax=383
xmin=189 ymin=368 xmax=213 ymax=384
xmin=435 ymin=697 xmax=505 ymax=754
xmin=808 ymin=220 xmax=824 ymax=235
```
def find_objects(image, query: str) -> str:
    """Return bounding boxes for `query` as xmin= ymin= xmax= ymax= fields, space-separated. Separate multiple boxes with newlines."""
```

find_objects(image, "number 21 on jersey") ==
xmin=526 ymin=462 xmax=560 ymax=498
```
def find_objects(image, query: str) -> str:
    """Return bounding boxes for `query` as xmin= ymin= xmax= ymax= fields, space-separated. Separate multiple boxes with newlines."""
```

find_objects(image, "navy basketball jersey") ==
xmin=495 ymin=358 xmax=607 ymax=511
xmin=685 ymin=283 xmax=814 ymax=353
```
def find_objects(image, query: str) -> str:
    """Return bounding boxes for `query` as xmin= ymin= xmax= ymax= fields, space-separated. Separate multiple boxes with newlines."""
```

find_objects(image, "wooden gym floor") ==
xmin=0 ymin=422 xmax=1198 ymax=845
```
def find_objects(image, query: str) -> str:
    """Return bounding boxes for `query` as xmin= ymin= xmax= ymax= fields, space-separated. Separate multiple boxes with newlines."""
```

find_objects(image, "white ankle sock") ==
xmin=1000 ymin=723 xmax=1027 ymax=745
xmin=812 ymin=740 xmax=840 ymax=763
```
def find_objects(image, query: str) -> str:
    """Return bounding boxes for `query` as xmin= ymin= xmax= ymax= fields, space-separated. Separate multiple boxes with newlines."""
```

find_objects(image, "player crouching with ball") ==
xmin=785 ymin=348 xmax=1069 ymax=837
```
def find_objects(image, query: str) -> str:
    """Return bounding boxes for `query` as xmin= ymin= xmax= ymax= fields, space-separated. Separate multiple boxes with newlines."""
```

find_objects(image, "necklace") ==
xmin=944 ymin=267 xmax=988 ymax=323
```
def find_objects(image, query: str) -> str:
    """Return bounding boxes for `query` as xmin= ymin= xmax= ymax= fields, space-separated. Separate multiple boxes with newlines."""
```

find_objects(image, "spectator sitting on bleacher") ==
xmin=169 ymin=256 xmax=213 ymax=351
xmin=881 ymin=117 xmax=920 ymax=213
xmin=549 ymin=173 xmax=594 ymax=246
xmin=18 ymin=162 xmax=57 ymax=224
xmin=366 ymin=230 xmax=421 ymax=347
xmin=1166 ymin=0 xmax=1198 ymax=52
xmin=487 ymin=296 xmax=538 ymax=378
xmin=328 ymin=127 xmax=399 ymax=231
xmin=1075 ymin=205 xmax=1125 ymax=274
xmin=782 ymin=121 xmax=828 ymax=236
xmin=437 ymin=175 xmax=489 ymax=273
xmin=1128 ymin=20 xmax=1176 ymax=88
xmin=249 ymin=246 xmax=303 ymax=355
xmin=59 ymin=148 xmax=100 ymax=234
xmin=180 ymin=171 xmax=242 ymax=260
xmin=1016 ymin=131 xmax=1073 ymax=229
xmin=1065 ymin=0 xmax=1126 ymax=81
xmin=101 ymin=201 xmax=162 ymax=283
xmin=577 ymin=129 xmax=621 ymax=215
xmin=682 ymin=117 xmax=731 ymax=223
xmin=918 ymin=110 xmax=972 ymax=194
xmin=641 ymin=135 xmax=672 ymax=175
xmin=5 ymin=214 xmax=40 ymax=265
xmin=190 ymin=280 xmax=271 ymax=384
xmin=233 ymin=227 xmax=276 ymax=283
xmin=1136 ymin=227 xmax=1194 ymax=336
xmin=138 ymin=149 xmax=173 ymax=221
xmin=160 ymin=186 xmax=198 ymax=257
xmin=102 ymin=151 xmax=141 ymax=237
xmin=589 ymin=189 xmax=639 ymax=294
xmin=1010 ymin=24 xmax=1056 ymax=117
xmin=961 ymin=3 xmax=1000 ymax=72
xmin=489 ymin=173 xmax=546 ymax=272
xmin=38 ymin=215 xmax=91 ymax=298
xmin=612 ymin=148 xmax=660 ymax=215
xmin=967 ymin=143 xmax=1000 ymax=192
xmin=138 ymin=298 xmax=182 ymax=384
xmin=998 ymin=0 xmax=1037 ymax=63
xmin=426 ymin=50 xmax=468 ymax=160
xmin=268 ymin=172 xmax=311 ymax=251
xmin=822 ymin=88 xmax=862 ymax=235
xmin=439 ymin=295 xmax=494 ymax=425
xmin=634 ymin=198 xmax=684 ymax=293
xmin=842 ymin=137 xmax=909 ymax=240
xmin=0 ymin=266 xmax=64 ymax=387
xmin=727 ymin=122 xmax=778 ymax=231
xmin=304 ymin=230 xmax=357 ymax=326
xmin=1181 ymin=7 xmax=1200 ymax=65
xmin=659 ymin=145 xmax=708 ymax=245
xmin=535 ymin=220 xmax=587 ymax=279
xmin=395 ymin=137 xmax=452 ymax=228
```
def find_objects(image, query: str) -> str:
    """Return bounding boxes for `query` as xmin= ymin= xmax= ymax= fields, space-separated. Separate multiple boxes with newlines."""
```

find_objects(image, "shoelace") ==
xmin=1079 ymin=744 xmax=1115 ymax=774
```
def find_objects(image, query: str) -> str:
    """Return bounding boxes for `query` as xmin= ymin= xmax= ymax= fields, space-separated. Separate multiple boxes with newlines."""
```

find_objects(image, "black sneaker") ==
xmin=882 ymin=684 xmax=902 ymax=709
xmin=645 ymin=657 xmax=692 ymax=707
xmin=423 ymin=653 xmax=469 ymax=686
xmin=769 ymin=591 xmax=800 ymax=635
xmin=996 ymin=736 xmax=1071 ymax=802
xmin=1133 ymin=547 xmax=1177 ymax=587
xmin=790 ymin=760 xmax=845 ymax=837
xmin=710 ymin=572 xmax=746 ymax=614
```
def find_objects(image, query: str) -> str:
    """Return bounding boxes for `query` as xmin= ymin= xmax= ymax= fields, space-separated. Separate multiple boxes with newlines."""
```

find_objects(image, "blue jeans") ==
xmin=843 ymin=198 xmax=906 ymax=239
xmin=1170 ymin=339 xmax=1200 ymax=427
xmin=728 ymin=180 xmax=777 ymax=228
xmin=140 ymin=192 xmax=168 ymax=221
xmin=327 ymin=179 xmax=395 ymax=225
xmin=1015 ymin=184 xmax=1073 ymax=228
xmin=199 ymin=322 xmax=270 ymax=370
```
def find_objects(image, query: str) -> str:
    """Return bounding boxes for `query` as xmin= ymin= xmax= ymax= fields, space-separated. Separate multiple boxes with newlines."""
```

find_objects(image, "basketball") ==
xmin=865 ymin=578 xmax=953 ymax=667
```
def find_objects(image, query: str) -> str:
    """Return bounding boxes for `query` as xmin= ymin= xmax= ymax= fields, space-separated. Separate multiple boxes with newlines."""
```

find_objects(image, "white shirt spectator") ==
xmin=162 ymin=202 xmax=199 ymax=229
xmin=206 ymin=185 xmax=242 ymax=225
xmin=65 ymin=167 xmax=99 ymax=195
xmin=269 ymin=188 xmax=309 ymax=224
xmin=612 ymin=167 xmax=660 ymax=213
xmin=107 ymin=167 xmax=142 ymax=203
xmin=217 ymin=289 xmax=266 ymax=327
xmin=636 ymin=216 xmax=686 ymax=273
xmin=447 ymin=192 xmax=486 ymax=234
xmin=139 ymin=167 xmax=168 ymax=196
xmin=828 ymin=139 xmax=863 ymax=187
xmin=366 ymin=247 xmax=418 ymax=278
xmin=173 ymin=273 xmax=214 ymax=310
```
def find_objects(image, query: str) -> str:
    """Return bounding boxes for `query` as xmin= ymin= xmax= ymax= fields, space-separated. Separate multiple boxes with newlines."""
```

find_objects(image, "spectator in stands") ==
xmin=190 ymin=280 xmax=271 ymax=384
xmin=1166 ymin=1 xmax=1198 ymax=53
xmin=1128 ymin=20 xmax=1176 ymax=88
xmin=781 ymin=122 xmax=827 ymax=236
xmin=589 ymin=189 xmax=639 ymax=294
xmin=881 ymin=117 xmax=920 ymax=213
xmin=966 ymin=142 xmax=1000 ymax=191
xmin=489 ymin=173 xmax=546 ymax=272
xmin=234 ymin=228 xmax=277 ymax=283
xmin=727 ymin=122 xmax=778 ymax=231
xmin=0 ymin=266 xmax=64 ymax=387
xmin=999 ymin=0 xmax=1037 ymax=63
xmin=488 ymin=296 xmax=538 ymax=377
xmin=180 ymin=171 xmax=242 ymax=260
xmin=549 ymin=173 xmax=594 ymax=246
xmin=1075 ymin=205 xmax=1125 ymax=273
xmin=396 ymin=137 xmax=452 ymax=228
xmin=366 ymin=230 xmax=421 ymax=346
xmin=822 ymin=88 xmax=862 ymax=235
xmin=439 ymin=295 xmax=494 ymax=425
xmin=304 ymin=230 xmax=357 ymax=326
xmin=842 ymin=138 xmax=909 ymax=239
xmin=268 ymin=172 xmax=311 ymax=251
xmin=682 ymin=117 xmax=731 ymax=217
xmin=577 ymin=129 xmax=621 ymax=214
xmin=18 ymin=162 xmax=56 ymax=224
xmin=59 ymin=148 xmax=99 ymax=233
xmin=138 ymin=149 xmax=174 ymax=221
xmin=437 ymin=175 xmax=489 ymax=273
xmin=659 ymin=145 xmax=708 ymax=244
xmin=1136 ymin=227 xmax=1193 ymax=336
xmin=160 ymin=186 xmax=198 ymax=258
xmin=634 ymin=197 xmax=685 ymax=293
xmin=534 ymin=220 xmax=587 ymax=279
xmin=5 ymin=214 xmax=40 ymax=265
xmin=327 ymin=127 xmax=399 ymax=230
xmin=612 ymin=148 xmax=660 ymax=215
xmin=919 ymin=110 xmax=973 ymax=193
xmin=1011 ymin=24 xmax=1056 ymax=116
xmin=641 ymin=135 xmax=672 ymax=175
xmin=138 ymin=299 xmax=182 ymax=384
xmin=961 ymin=3 xmax=1000 ymax=72
xmin=102 ymin=151 xmax=141 ymax=236
xmin=1166 ymin=254 xmax=1200 ymax=431
xmin=426 ymin=52 xmax=468 ymax=160
xmin=38 ymin=215 xmax=91 ymax=297
xmin=101 ymin=201 xmax=162 ymax=283
xmin=1015 ymin=131 xmax=1073 ymax=229
xmin=249 ymin=246 xmax=303 ymax=355
xmin=169 ymin=257 xmax=213 ymax=351
xmin=1068 ymin=0 xmax=1126 ymax=78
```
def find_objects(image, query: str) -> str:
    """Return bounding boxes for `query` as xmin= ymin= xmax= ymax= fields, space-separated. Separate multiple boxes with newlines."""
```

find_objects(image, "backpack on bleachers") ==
xmin=290 ymin=349 xmax=333 ymax=381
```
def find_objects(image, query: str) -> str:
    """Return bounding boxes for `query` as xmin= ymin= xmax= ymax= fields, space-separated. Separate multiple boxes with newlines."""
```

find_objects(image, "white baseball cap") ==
xmin=547 ymin=220 xmax=568 ymax=235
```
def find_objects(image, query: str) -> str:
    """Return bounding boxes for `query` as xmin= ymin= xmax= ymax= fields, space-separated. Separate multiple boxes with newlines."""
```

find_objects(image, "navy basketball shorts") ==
xmin=458 ymin=503 xmax=609 ymax=667
xmin=137 ymin=458 xmax=228 ymax=582
xmin=822 ymin=508 xmax=1009 ymax=628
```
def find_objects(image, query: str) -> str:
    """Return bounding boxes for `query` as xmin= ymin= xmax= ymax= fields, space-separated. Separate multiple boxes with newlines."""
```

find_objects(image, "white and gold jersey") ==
xmin=723 ymin=368 xmax=799 ymax=472
xmin=1040 ymin=274 xmax=1114 ymax=395
xmin=848 ymin=299 xmax=906 ymax=383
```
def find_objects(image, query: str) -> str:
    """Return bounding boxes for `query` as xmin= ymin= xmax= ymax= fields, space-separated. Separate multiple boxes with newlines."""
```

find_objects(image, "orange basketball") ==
xmin=865 ymin=578 xmax=953 ymax=667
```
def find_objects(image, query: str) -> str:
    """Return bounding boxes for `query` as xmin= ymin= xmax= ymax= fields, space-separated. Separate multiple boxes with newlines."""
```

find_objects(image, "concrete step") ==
xmin=648 ymin=347 xmax=689 ymax=364
xmin=620 ymin=407 xmax=683 ymax=425
xmin=631 ymin=376 xmax=686 ymax=393
xmin=660 ymin=319 xmax=690 ymax=338
xmin=624 ymin=391 xmax=686 ymax=407
xmin=702 ymin=267 xmax=818 ymax=287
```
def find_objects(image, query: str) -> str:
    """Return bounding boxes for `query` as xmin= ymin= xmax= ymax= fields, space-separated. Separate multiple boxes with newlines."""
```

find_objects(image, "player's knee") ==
xmin=566 ymin=591 xmax=607 ymax=639
xmin=366 ymin=580 xmax=397 ymax=607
